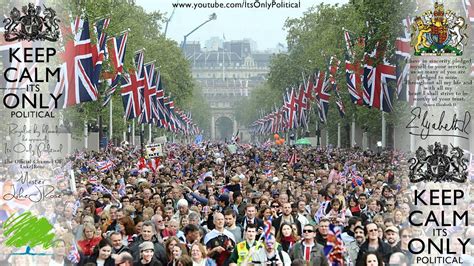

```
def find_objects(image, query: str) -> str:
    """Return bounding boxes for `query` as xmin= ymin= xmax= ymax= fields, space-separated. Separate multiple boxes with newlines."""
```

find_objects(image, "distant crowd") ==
xmin=2 ymin=142 xmax=472 ymax=265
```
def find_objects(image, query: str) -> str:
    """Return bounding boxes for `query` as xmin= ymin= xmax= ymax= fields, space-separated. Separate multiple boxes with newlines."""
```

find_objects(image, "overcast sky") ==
xmin=136 ymin=0 xmax=347 ymax=51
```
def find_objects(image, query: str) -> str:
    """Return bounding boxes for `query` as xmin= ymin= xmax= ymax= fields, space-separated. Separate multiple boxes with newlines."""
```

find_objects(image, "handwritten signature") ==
xmin=406 ymin=107 xmax=471 ymax=139
xmin=3 ymin=184 xmax=61 ymax=203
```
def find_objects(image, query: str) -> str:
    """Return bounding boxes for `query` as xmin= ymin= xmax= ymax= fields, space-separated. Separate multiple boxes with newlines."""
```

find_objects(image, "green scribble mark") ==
xmin=2 ymin=211 xmax=55 ymax=249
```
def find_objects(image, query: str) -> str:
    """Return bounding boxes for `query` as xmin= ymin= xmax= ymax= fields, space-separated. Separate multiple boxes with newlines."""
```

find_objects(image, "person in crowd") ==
xmin=129 ymin=221 xmax=167 ymax=265
xmin=245 ymin=234 xmax=291 ymax=265
xmin=224 ymin=209 xmax=243 ymax=244
xmin=362 ymin=251 xmax=383 ymax=266
xmin=276 ymin=222 xmax=299 ymax=253
xmin=110 ymin=232 xmax=131 ymax=257
xmin=315 ymin=218 xmax=330 ymax=246
xmin=190 ymin=243 xmax=216 ymax=266
xmin=396 ymin=227 xmax=414 ymax=264
xmin=134 ymin=241 xmax=162 ymax=266
xmin=273 ymin=202 xmax=302 ymax=239
xmin=50 ymin=239 xmax=73 ymax=266
xmin=203 ymin=212 xmax=235 ymax=265
xmin=289 ymin=224 xmax=328 ymax=266
xmin=179 ymin=224 xmax=201 ymax=255
xmin=85 ymin=239 xmax=115 ymax=266
xmin=341 ymin=216 xmax=362 ymax=244
xmin=237 ymin=204 xmax=264 ymax=236
xmin=77 ymin=223 xmax=102 ymax=257
xmin=388 ymin=252 xmax=409 ymax=266
xmin=115 ymin=252 xmax=134 ymax=266
xmin=384 ymin=226 xmax=399 ymax=248
xmin=229 ymin=223 xmax=259 ymax=265
xmin=355 ymin=223 xmax=393 ymax=266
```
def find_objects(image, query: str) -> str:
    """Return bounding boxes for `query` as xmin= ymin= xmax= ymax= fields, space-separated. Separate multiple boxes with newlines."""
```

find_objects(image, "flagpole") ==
xmin=381 ymin=110 xmax=386 ymax=149
xmin=123 ymin=116 xmax=127 ymax=142
xmin=84 ymin=120 xmax=88 ymax=149
xmin=109 ymin=98 xmax=113 ymax=140
xmin=149 ymin=124 xmax=152 ymax=143
xmin=351 ymin=114 xmax=356 ymax=147
xmin=132 ymin=119 xmax=135 ymax=145
xmin=337 ymin=123 xmax=341 ymax=148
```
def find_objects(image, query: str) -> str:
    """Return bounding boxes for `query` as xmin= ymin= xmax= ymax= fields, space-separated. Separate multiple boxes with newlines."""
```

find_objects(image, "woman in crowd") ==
xmin=165 ymin=237 xmax=182 ymax=264
xmin=258 ymin=206 xmax=272 ymax=223
xmin=276 ymin=223 xmax=299 ymax=253
xmin=85 ymin=239 xmax=115 ymax=266
xmin=190 ymin=243 xmax=216 ymax=266
xmin=119 ymin=216 xmax=136 ymax=245
xmin=77 ymin=223 xmax=102 ymax=257
xmin=363 ymin=251 xmax=383 ymax=266
xmin=348 ymin=196 xmax=361 ymax=217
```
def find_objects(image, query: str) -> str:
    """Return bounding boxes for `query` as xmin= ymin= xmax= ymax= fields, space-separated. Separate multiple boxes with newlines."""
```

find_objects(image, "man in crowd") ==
xmin=110 ymin=232 xmax=131 ymax=256
xmin=224 ymin=208 xmax=243 ymax=244
xmin=345 ymin=225 xmax=365 ymax=264
xmin=384 ymin=226 xmax=400 ymax=248
xmin=355 ymin=223 xmax=393 ymax=266
xmin=229 ymin=223 xmax=258 ymax=265
xmin=238 ymin=204 xmax=263 ymax=236
xmin=204 ymin=212 xmax=236 ymax=265
xmin=273 ymin=202 xmax=302 ymax=238
xmin=247 ymin=234 xmax=291 ymax=265
xmin=289 ymin=224 xmax=328 ymax=265
xmin=179 ymin=224 xmax=201 ymax=255
xmin=315 ymin=218 xmax=330 ymax=246
xmin=129 ymin=221 xmax=167 ymax=265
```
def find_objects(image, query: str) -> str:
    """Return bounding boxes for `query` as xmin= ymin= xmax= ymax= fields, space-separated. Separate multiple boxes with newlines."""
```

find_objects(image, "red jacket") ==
xmin=78 ymin=236 xmax=102 ymax=256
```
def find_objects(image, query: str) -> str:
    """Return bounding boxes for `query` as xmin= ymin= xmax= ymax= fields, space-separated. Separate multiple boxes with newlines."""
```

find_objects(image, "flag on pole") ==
xmin=324 ymin=224 xmax=345 ymax=266
xmin=49 ymin=17 xmax=99 ymax=109
xmin=67 ymin=243 xmax=81 ymax=264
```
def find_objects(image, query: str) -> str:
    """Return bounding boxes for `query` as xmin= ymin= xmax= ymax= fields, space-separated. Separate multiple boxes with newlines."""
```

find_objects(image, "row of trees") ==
xmin=235 ymin=1 xmax=415 ymax=146
xmin=60 ymin=0 xmax=210 ymax=140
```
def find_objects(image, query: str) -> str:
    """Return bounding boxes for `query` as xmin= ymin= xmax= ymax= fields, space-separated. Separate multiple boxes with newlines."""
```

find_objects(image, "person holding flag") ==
xmin=243 ymin=234 xmax=291 ymax=265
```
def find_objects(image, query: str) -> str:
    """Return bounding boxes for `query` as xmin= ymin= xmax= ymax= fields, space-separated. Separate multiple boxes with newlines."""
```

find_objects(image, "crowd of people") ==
xmin=1 ymin=141 xmax=473 ymax=265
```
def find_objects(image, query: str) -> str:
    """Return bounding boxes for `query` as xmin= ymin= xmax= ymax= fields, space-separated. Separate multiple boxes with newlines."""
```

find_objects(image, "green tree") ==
xmin=59 ymin=0 xmax=198 ymax=141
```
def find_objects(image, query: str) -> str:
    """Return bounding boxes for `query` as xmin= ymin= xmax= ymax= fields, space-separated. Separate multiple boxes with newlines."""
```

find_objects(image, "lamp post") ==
xmin=181 ymin=13 xmax=217 ymax=50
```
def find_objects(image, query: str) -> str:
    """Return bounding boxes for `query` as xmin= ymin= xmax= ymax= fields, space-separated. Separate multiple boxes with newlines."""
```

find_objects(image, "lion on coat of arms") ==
xmin=411 ymin=2 xmax=468 ymax=55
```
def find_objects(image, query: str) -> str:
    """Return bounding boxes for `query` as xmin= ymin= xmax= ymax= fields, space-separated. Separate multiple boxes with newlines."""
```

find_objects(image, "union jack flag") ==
xmin=363 ymin=42 xmax=396 ymax=112
xmin=67 ymin=243 xmax=81 ymax=264
xmin=288 ymin=151 xmax=298 ymax=166
xmin=118 ymin=177 xmax=126 ymax=196
xmin=313 ymin=70 xmax=331 ymax=123
xmin=324 ymin=224 xmax=345 ymax=266
xmin=50 ymin=17 xmax=99 ymax=109
xmin=262 ymin=216 xmax=273 ymax=241
xmin=91 ymin=18 xmax=110 ymax=86
xmin=283 ymin=88 xmax=298 ymax=129
xmin=121 ymin=72 xmax=143 ymax=119
xmin=97 ymin=160 xmax=114 ymax=172
xmin=154 ymin=72 xmax=169 ymax=128
xmin=102 ymin=31 xmax=129 ymax=106
xmin=294 ymin=84 xmax=308 ymax=129
xmin=139 ymin=62 xmax=157 ymax=124
xmin=93 ymin=184 xmax=112 ymax=195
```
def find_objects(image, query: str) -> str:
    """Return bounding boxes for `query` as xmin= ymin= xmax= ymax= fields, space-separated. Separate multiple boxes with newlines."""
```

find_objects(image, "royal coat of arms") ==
xmin=409 ymin=142 xmax=468 ymax=183
xmin=3 ymin=3 xmax=60 ymax=42
xmin=412 ymin=2 xmax=468 ymax=55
